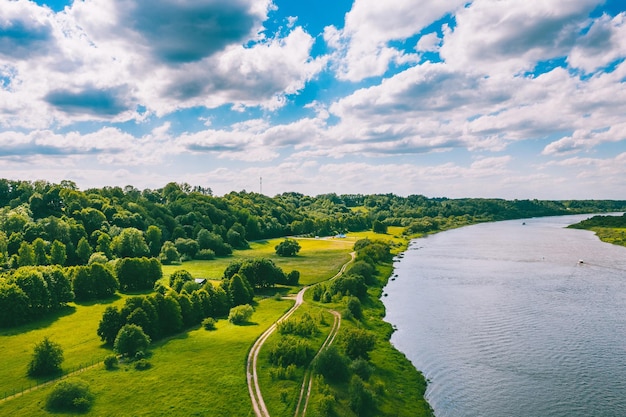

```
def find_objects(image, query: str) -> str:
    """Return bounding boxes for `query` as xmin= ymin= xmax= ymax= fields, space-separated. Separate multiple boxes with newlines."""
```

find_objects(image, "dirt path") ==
xmin=247 ymin=251 xmax=355 ymax=417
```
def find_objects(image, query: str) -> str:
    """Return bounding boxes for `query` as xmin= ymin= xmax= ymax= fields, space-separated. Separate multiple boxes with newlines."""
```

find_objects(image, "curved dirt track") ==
xmin=247 ymin=251 xmax=355 ymax=417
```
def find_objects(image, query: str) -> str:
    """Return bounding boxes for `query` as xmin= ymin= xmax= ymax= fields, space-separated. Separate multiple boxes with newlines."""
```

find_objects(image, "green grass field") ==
xmin=0 ymin=297 xmax=293 ymax=416
xmin=162 ymin=236 xmax=356 ymax=288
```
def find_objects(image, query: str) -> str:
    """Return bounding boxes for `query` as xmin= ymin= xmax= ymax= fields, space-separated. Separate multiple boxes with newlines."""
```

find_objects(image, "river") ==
xmin=383 ymin=214 xmax=626 ymax=417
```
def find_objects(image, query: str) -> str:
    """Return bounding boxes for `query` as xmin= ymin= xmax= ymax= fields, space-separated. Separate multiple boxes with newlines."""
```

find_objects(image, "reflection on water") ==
xmin=384 ymin=215 xmax=626 ymax=417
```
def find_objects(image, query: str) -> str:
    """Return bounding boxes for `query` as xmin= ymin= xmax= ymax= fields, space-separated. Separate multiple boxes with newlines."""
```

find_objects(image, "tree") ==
xmin=372 ymin=220 xmax=387 ymax=234
xmin=0 ymin=282 xmax=29 ymax=327
xmin=111 ymin=228 xmax=149 ymax=258
xmin=313 ymin=345 xmax=349 ymax=382
xmin=228 ymin=273 xmax=253 ymax=306
xmin=349 ymin=375 xmax=375 ymax=416
xmin=174 ymin=238 xmax=199 ymax=259
xmin=341 ymin=327 xmax=376 ymax=360
xmin=115 ymin=257 xmax=162 ymax=292
xmin=286 ymin=270 xmax=300 ymax=286
xmin=32 ymin=237 xmax=48 ymax=265
xmin=27 ymin=337 xmax=64 ymax=376
xmin=17 ymin=241 xmax=35 ymax=267
xmin=97 ymin=306 xmax=123 ymax=345
xmin=114 ymin=324 xmax=150 ymax=357
xmin=169 ymin=269 xmax=193 ymax=292
xmin=95 ymin=233 xmax=113 ymax=259
xmin=76 ymin=237 xmax=92 ymax=265
xmin=145 ymin=225 xmax=162 ymax=257
xmin=49 ymin=240 xmax=67 ymax=266
xmin=275 ymin=238 xmax=301 ymax=257
xmin=159 ymin=241 xmax=180 ymax=264
xmin=11 ymin=267 xmax=50 ymax=318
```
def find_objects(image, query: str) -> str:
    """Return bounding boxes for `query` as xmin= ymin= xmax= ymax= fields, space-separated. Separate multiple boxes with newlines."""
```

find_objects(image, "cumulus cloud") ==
xmin=325 ymin=0 xmax=466 ymax=81
xmin=0 ymin=0 xmax=323 ymax=126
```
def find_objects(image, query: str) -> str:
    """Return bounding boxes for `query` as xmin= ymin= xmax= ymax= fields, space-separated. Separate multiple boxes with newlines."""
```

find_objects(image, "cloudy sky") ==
xmin=1 ymin=0 xmax=625 ymax=198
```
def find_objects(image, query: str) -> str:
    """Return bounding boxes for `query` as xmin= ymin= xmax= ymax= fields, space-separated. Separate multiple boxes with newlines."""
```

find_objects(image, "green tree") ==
xmin=145 ymin=225 xmax=162 ymax=257
xmin=95 ymin=232 xmax=113 ymax=259
xmin=372 ymin=220 xmax=387 ymax=234
xmin=11 ymin=267 xmax=50 ymax=318
xmin=111 ymin=228 xmax=149 ymax=258
xmin=27 ymin=337 xmax=64 ymax=376
xmin=17 ymin=241 xmax=35 ymax=267
xmin=349 ymin=375 xmax=376 ymax=416
xmin=49 ymin=240 xmax=67 ymax=266
xmin=32 ymin=237 xmax=48 ymax=265
xmin=114 ymin=324 xmax=151 ymax=357
xmin=228 ymin=273 xmax=252 ymax=307
xmin=341 ymin=327 xmax=376 ymax=360
xmin=76 ymin=237 xmax=92 ymax=265
xmin=169 ymin=269 xmax=193 ymax=293
xmin=0 ymin=282 xmax=29 ymax=327
xmin=97 ymin=306 xmax=123 ymax=345
xmin=313 ymin=345 xmax=349 ymax=382
xmin=275 ymin=238 xmax=301 ymax=257
xmin=159 ymin=241 xmax=180 ymax=264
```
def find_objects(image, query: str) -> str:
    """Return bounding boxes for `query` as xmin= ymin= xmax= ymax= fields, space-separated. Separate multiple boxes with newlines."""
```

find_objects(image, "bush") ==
xmin=27 ymin=337 xmax=64 ymax=377
xmin=195 ymin=249 xmax=216 ymax=260
xmin=103 ymin=354 xmax=118 ymax=370
xmin=202 ymin=317 xmax=217 ymax=330
xmin=277 ymin=313 xmax=319 ymax=337
xmin=275 ymin=238 xmax=301 ymax=256
xmin=114 ymin=324 xmax=151 ymax=357
xmin=313 ymin=345 xmax=349 ymax=382
xmin=349 ymin=375 xmax=376 ymax=416
xmin=341 ymin=327 xmax=376 ymax=360
xmin=228 ymin=304 xmax=254 ymax=324
xmin=46 ymin=381 xmax=93 ymax=413
xmin=269 ymin=336 xmax=314 ymax=367
xmin=134 ymin=359 xmax=152 ymax=370
xmin=346 ymin=296 xmax=363 ymax=320
xmin=350 ymin=358 xmax=373 ymax=381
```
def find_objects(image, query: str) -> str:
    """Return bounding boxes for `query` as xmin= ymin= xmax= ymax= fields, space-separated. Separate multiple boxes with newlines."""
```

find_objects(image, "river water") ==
xmin=383 ymin=214 xmax=626 ymax=417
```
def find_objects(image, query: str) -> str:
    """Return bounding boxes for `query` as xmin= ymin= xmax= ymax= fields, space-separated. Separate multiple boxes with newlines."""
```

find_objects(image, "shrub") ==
xmin=275 ymin=238 xmax=301 ymax=257
xmin=350 ymin=358 xmax=373 ymax=381
xmin=313 ymin=345 xmax=349 ymax=382
xmin=341 ymin=327 xmax=376 ymax=360
xmin=27 ymin=337 xmax=64 ymax=377
xmin=46 ymin=381 xmax=93 ymax=413
xmin=103 ymin=354 xmax=118 ymax=370
xmin=134 ymin=359 xmax=152 ymax=370
xmin=346 ymin=296 xmax=363 ymax=320
xmin=114 ymin=324 xmax=151 ymax=357
xmin=195 ymin=249 xmax=216 ymax=260
xmin=349 ymin=375 xmax=376 ymax=416
xmin=277 ymin=313 xmax=319 ymax=337
xmin=228 ymin=304 xmax=254 ymax=324
xmin=202 ymin=317 xmax=217 ymax=330
xmin=269 ymin=336 xmax=314 ymax=367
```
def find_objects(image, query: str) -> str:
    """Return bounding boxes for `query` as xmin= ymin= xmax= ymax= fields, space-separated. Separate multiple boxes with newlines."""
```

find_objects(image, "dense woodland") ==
xmin=1 ymin=178 xmax=626 ymax=329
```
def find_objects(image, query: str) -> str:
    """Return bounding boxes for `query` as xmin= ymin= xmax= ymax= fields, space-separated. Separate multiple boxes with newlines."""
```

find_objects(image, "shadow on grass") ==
xmin=0 ymin=305 xmax=77 ymax=336
xmin=73 ymin=293 xmax=121 ymax=307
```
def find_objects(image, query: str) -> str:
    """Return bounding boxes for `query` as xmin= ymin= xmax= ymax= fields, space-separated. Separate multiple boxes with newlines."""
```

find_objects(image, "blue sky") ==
xmin=1 ymin=0 xmax=626 ymax=199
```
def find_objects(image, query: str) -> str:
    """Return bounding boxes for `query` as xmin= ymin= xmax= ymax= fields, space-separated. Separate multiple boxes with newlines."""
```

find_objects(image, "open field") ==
xmin=0 ymin=297 xmax=293 ymax=416
xmin=162 ymin=236 xmax=358 ymax=287
xmin=0 ymin=297 xmax=125 ymax=398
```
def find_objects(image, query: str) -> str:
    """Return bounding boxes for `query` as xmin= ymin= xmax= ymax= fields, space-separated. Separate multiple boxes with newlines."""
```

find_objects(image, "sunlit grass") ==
xmin=0 ymin=298 xmax=292 ymax=416
xmin=0 ymin=297 xmax=125 ymax=398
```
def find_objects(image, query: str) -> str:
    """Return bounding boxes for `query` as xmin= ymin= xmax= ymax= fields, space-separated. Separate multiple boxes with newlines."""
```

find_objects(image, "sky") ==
xmin=1 ymin=0 xmax=626 ymax=199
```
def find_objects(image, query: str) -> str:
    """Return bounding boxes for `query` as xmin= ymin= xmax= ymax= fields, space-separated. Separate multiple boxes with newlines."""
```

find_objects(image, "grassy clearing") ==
xmin=162 ymin=237 xmax=355 ymax=288
xmin=0 ymin=297 xmax=125 ymax=398
xmin=0 ymin=297 xmax=292 ymax=416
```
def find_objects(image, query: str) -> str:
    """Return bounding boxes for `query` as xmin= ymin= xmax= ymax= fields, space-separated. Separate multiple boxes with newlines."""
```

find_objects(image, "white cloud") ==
xmin=440 ymin=0 xmax=602 ymax=75
xmin=325 ymin=0 xmax=466 ymax=81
